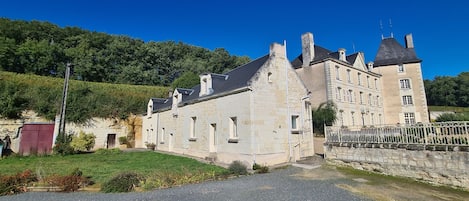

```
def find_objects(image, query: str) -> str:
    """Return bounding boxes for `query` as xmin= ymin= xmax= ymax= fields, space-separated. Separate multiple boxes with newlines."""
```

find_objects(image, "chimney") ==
xmin=269 ymin=42 xmax=286 ymax=59
xmin=338 ymin=48 xmax=346 ymax=61
xmin=367 ymin=62 xmax=374 ymax=71
xmin=301 ymin=32 xmax=314 ymax=66
xmin=405 ymin=34 xmax=414 ymax=48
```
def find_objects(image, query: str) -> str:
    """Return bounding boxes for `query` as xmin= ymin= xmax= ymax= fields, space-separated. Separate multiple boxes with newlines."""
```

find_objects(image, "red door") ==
xmin=19 ymin=123 xmax=55 ymax=155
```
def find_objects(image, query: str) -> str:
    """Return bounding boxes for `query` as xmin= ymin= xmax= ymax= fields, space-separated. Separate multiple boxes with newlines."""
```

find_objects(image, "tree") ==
xmin=171 ymin=71 xmax=199 ymax=89
xmin=312 ymin=101 xmax=337 ymax=135
xmin=0 ymin=81 xmax=28 ymax=119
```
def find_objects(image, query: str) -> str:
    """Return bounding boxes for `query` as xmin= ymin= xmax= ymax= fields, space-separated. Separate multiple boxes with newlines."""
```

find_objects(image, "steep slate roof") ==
xmin=292 ymin=45 xmax=357 ymax=68
xmin=346 ymin=53 xmax=359 ymax=64
xmin=373 ymin=37 xmax=421 ymax=67
xmin=152 ymin=54 xmax=270 ymax=112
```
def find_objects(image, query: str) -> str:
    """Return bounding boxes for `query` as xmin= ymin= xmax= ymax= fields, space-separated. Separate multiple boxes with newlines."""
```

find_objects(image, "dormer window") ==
xmin=199 ymin=74 xmax=213 ymax=97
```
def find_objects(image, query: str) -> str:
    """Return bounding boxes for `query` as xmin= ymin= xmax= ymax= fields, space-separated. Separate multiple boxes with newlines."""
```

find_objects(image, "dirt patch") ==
xmin=292 ymin=165 xmax=469 ymax=201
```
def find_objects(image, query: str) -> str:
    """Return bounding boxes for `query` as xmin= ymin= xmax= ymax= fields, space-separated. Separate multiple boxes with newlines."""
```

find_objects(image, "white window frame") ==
xmin=189 ymin=117 xmax=197 ymax=140
xmin=400 ymin=79 xmax=411 ymax=89
xmin=335 ymin=66 xmax=341 ymax=80
xmin=347 ymin=69 xmax=352 ymax=83
xmin=404 ymin=113 xmax=416 ymax=125
xmin=160 ymin=128 xmax=165 ymax=144
xmin=402 ymin=95 xmax=413 ymax=105
xmin=357 ymin=72 xmax=362 ymax=86
xmin=229 ymin=117 xmax=238 ymax=139
xmin=398 ymin=64 xmax=405 ymax=72
xmin=291 ymin=115 xmax=300 ymax=133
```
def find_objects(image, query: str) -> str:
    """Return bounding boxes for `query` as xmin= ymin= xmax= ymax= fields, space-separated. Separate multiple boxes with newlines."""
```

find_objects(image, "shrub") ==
xmin=71 ymin=131 xmax=96 ymax=152
xmin=44 ymin=168 xmax=90 ymax=192
xmin=0 ymin=169 xmax=37 ymax=196
xmin=53 ymin=132 xmax=75 ymax=155
xmin=101 ymin=172 xmax=143 ymax=193
xmin=252 ymin=163 xmax=269 ymax=174
xmin=228 ymin=160 xmax=248 ymax=175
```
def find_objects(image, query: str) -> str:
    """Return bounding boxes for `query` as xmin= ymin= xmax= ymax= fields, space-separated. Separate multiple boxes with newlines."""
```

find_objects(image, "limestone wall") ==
xmin=325 ymin=144 xmax=469 ymax=190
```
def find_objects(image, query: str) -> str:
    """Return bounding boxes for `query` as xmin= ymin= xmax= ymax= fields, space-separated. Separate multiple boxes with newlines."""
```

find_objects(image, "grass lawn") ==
xmin=0 ymin=150 xmax=227 ymax=187
xmin=428 ymin=105 xmax=469 ymax=113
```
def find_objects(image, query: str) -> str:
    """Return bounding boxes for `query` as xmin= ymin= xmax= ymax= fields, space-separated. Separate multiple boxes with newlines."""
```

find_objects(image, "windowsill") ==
xmin=291 ymin=130 xmax=301 ymax=134
xmin=228 ymin=138 xmax=239 ymax=143
xmin=159 ymin=142 xmax=165 ymax=144
xmin=188 ymin=138 xmax=197 ymax=142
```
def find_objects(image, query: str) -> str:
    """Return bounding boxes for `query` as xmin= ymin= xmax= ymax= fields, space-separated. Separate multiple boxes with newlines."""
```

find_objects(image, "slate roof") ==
xmin=151 ymin=54 xmax=270 ymax=112
xmin=373 ymin=37 xmax=421 ymax=67
xmin=292 ymin=45 xmax=358 ymax=68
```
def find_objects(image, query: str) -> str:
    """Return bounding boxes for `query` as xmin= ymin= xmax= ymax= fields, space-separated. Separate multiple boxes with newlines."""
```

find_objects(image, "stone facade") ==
xmin=325 ymin=145 xmax=469 ymax=190
xmin=0 ymin=111 xmax=142 ymax=153
xmin=294 ymin=32 xmax=429 ymax=127
xmin=143 ymin=43 xmax=314 ymax=167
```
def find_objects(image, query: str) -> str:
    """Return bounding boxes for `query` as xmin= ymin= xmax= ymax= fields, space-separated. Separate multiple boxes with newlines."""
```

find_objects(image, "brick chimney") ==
xmin=301 ymin=32 xmax=314 ymax=66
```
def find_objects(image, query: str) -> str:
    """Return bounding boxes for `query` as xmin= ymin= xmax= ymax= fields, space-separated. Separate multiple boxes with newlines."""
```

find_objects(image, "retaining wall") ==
xmin=325 ymin=143 xmax=469 ymax=190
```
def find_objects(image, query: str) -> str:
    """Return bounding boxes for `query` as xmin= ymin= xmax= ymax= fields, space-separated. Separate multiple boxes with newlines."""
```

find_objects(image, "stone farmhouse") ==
xmin=143 ymin=32 xmax=429 ymax=166
xmin=143 ymin=43 xmax=314 ymax=167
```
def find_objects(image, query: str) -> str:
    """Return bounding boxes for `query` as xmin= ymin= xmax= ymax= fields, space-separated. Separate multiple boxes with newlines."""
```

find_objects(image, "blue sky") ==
xmin=1 ymin=0 xmax=467 ymax=80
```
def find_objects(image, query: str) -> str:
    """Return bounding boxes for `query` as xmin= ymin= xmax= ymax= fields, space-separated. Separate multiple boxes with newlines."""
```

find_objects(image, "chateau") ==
xmin=143 ymin=32 xmax=429 ymax=166
xmin=293 ymin=32 xmax=428 ymax=127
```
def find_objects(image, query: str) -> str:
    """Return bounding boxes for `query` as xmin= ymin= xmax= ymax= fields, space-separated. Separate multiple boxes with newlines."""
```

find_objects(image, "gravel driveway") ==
xmin=0 ymin=166 xmax=369 ymax=201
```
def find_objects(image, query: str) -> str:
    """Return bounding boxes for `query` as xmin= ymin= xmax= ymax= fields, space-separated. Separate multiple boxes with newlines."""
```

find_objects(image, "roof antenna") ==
xmin=352 ymin=41 xmax=356 ymax=53
xmin=380 ymin=20 xmax=384 ymax=39
xmin=389 ymin=18 xmax=394 ymax=38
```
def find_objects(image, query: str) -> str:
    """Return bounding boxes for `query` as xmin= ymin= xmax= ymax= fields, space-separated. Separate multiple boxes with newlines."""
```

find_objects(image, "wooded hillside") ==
xmin=0 ymin=18 xmax=250 ymax=86
xmin=424 ymin=72 xmax=469 ymax=107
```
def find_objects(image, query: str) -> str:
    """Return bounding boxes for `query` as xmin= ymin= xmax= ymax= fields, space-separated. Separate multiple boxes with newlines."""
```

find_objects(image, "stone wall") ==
xmin=325 ymin=144 xmax=469 ymax=190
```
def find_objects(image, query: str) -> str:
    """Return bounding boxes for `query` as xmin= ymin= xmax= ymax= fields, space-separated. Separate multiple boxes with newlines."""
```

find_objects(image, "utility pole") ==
xmin=58 ymin=63 xmax=73 ymax=142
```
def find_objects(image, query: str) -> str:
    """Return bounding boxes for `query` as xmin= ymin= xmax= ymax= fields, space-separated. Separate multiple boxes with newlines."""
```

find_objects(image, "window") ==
xmin=371 ymin=113 xmax=375 ymax=125
xmin=339 ymin=110 xmax=344 ymax=126
xmin=376 ymin=95 xmax=380 ymax=106
xmin=374 ymin=78 xmax=378 ymax=90
xmin=347 ymin=69 xmax=352 ymax=83
xmin=368 ymin=93 xmax=372 ymax=105
xmin=348 ymin=90 xmax=353 ymax=103
xmin=359 ymin=92 xmax=364 ymax=104
xmin=351 ymin=111 xmax=355 ymax=126
xmin=291 ymin=115 xmax=299 ymax=130
xmin=379 ymin=114 xmax=383 ymax=125
xmin=189 ymin=117 xmax=196 ymax=140
xmin=229 ymin=117 xmax=238 ymax=138
xmin=400 ymin=79 xmax=411 ymax=89
xmin=335 ymin=66 xmax=341 ymax=80
xmin=357 ymin=72 xmax=362 ymax=85
xmin=336 ymin=87 xmax=342 ymax=101
xmin=402 ymin=95 xmax=413 ymax=105
xmin=367 ymin=76 xmax=370 ymax=88
xmin=404 ymin=113 xmax=416 ymax=125
xmin=160 ymin=128 xmax=165 ymax=143
xmin=268 ymin=72 xmax=273 ymax=83
xmin=398 ymin=64 xmax=405 ymax=72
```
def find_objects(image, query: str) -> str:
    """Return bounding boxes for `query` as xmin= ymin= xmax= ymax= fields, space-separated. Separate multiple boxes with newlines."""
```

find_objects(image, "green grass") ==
xmin=428 ymin=105 xmax=469 ymax=113
xmin=0 ymin=150 xmax=227 ymax=186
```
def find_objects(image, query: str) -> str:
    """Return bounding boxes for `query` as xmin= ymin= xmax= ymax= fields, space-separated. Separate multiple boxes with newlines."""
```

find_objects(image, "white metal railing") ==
xmin=325 ymin=122 xmax=469 ymax=146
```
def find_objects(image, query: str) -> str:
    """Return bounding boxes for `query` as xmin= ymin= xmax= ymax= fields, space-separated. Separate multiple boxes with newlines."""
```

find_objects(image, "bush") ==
xmin=228 ymin=160 xmax=248 ymax=175
xmin=53 ymin=132 xmax=75 ymax=155
xmin=101 ymin=172 xmax=143 ymax=193
xmin=0 ymin=169 xmax=37 ymax=196
xmin=70 ymin=131 xmax=96 ymax=152
xmin=252 ymin=163 xmax=269 ymax=174
xmin=41 ymin=168 xmax=90 ymax=192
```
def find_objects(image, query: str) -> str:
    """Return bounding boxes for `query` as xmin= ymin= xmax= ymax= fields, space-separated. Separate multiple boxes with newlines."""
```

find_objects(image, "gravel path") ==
xmin=0 ymin=166 xmax=369 ymax=201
